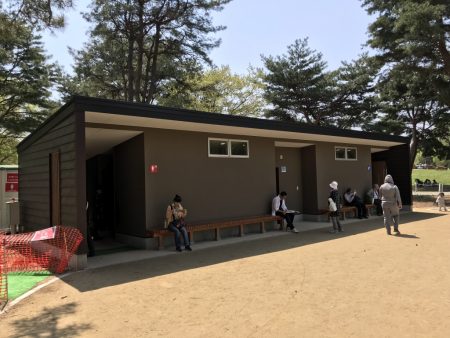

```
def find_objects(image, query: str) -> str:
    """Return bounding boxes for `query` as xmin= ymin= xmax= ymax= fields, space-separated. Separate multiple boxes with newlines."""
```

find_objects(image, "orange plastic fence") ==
xmin=0 ymin=234 xmax=7 ymax=310
xmin=0 ymin=226 xmax=83 ymax=310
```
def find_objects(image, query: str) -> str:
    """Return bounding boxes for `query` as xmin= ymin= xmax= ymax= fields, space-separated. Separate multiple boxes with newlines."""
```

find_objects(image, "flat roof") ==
xmin=18 ymin=95 xmax=410 ymax=151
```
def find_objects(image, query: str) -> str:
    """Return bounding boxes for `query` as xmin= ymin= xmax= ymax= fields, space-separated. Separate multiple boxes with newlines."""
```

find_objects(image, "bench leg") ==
xmin=189 ymin=231 xmax=194 ymax=244
xmin=260 ymin=221 xmax=265 ymax=233
xmin=239 ymin=224 xmax=244 ymax=237
xmin=158 ymin=236 xmax=164 ymax=250
xmin=215 ymin=227 xmax=220 ymax=241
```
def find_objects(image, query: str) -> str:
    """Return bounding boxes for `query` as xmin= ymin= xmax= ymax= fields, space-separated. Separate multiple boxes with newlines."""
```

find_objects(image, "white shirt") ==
xmin=272 ymin=195 xmax=287 ymax=216
xmin=344 ymin=192 xmax=355 ymax=204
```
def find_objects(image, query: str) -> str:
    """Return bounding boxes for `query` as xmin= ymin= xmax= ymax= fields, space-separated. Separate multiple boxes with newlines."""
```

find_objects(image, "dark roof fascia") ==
xmin=17 ymin=99 xmax=77 ymax=152
xmin=76 ymin=95 xmax=409 ymax=144
xmin=18 ymin=95 xmax=410 ymax=153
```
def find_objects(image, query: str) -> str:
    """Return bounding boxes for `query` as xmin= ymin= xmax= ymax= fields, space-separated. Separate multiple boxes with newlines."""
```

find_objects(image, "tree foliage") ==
xmin=262 ymin=39 xmax=378 ymax=127
xmin=361 ymin=0 xmax=450 ymax=166
xmin=159 ymin=66 xmax=266 ymax=116
xmin=2 ymin=0 xmax=74 ymax=30
xmin=362 ymin=0 xmax=450 ymax=103
xmin=0 ymin=13 xmax=58 ymax=164
xmin=363 ymin=64 xmax=449 ymax=168
xmin=330 ymin=55 xmax=380 ymax=128
xmin=261 ymin=39 xmax=333 ymax=125
xmin=62 ymin=0 xmax=231 ymax=103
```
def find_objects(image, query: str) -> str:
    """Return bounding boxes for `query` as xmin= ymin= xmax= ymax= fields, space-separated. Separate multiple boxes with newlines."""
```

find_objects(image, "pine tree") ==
xmin=262 ymin=38 xmax=335 ymax=125
xmin=62 ymin=0 xmax=231 ymax=103
xmin=0 ymin=13 xmax=57 ymax=164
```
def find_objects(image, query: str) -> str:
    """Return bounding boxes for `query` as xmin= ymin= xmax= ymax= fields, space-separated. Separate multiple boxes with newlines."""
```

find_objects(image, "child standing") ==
xmin=436 ymin=192 xmax=447 ymax=211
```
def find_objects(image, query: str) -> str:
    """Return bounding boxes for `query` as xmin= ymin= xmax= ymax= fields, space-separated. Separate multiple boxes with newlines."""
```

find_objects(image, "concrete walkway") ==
xmin=86 ymin=214 xmax=387 ymax=270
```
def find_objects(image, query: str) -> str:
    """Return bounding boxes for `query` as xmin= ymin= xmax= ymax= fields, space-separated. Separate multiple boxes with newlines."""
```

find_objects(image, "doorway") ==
xmin=274 ymin=147 xmax=302 ymax=211
xmin=372 ymin=161 xmax=387 ymax=186
xmin=86 ymin=154 xmax=115 ymax=240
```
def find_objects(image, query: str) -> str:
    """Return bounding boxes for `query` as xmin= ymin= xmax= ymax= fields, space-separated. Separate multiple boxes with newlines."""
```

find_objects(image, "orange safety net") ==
xmin=0 ymin=234 xmax=7 ymax=310
xmin=0 ymin=226 xmax=83 ymax=310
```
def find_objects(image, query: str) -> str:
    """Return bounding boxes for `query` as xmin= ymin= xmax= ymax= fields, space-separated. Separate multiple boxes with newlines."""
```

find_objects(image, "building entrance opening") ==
xmin=86 ymin=154 xmax=115 ymax=241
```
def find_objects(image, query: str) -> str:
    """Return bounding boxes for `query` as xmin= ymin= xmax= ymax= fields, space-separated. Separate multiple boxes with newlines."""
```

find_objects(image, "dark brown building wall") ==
xmin=275 ymin=148 xmax=302 ymax=211
xmin=144 ymin=129 xmax=276 ymax=228
xmin=315 ymin=143 xmax=373 ymax=210
xmin=18 ymin=112 xmax=78 ymax=232
xmin=301 ymin=146 xmax=318 ymax=214
xmin=371 ymin=144 xmax=412 ymax=205
xmin=114 ymin=134 xmax=146 ymax=236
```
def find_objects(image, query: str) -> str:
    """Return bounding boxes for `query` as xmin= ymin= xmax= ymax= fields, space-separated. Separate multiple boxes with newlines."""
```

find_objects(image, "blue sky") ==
xmin=42 ymin=0 xmax=373 ymax=75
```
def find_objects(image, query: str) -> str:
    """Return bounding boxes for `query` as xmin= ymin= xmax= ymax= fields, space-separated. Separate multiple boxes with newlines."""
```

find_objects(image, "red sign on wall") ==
xmin=5 ymin=183 xmax=18 ymax=192
xmin=149 ymin=164 xmax=158 ymax=174
xmin=7 ymin=173 xmax=18 ymax=183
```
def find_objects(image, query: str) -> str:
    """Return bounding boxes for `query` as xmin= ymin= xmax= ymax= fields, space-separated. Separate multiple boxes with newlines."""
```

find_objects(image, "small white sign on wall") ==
xmin=281 ymin=166 xmax=287 ymax=173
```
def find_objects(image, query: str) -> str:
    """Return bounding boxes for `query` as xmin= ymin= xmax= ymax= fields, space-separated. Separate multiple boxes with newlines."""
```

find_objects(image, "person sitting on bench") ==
xmin=344 ymin=188 xmax=368 ymax=219
xmin=272 ymin=191 xmax=299 ymax=233
xmin=367 ymin=184 xmax=383 ymax=216
xmin=166 ymin=194 xmax=192 ymax=252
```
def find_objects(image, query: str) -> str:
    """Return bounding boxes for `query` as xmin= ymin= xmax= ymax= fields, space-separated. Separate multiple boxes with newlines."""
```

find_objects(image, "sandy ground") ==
xmin=1 ymin=209 xmax=450 ymax=338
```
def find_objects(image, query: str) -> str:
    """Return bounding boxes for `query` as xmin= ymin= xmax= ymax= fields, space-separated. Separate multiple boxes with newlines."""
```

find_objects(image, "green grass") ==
xmin=412 ymin=169 xmax=450 ymax=185
xmin=7 ymin=271 xmax=52 ymax=300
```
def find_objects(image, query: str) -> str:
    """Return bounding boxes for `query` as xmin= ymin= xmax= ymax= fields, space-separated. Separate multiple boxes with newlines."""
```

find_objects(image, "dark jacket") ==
xmin=329 ymin=189 xmax=341 ymax=217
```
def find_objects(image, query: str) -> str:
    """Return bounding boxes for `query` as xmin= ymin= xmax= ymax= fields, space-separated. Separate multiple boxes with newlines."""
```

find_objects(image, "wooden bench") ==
xmin=320 ymin=206 xmax=357 ymax=221
xmin=366 ymin=204 xmax=376 ymax=216
xmin=148 ymin=215 xmax=283 ymax=250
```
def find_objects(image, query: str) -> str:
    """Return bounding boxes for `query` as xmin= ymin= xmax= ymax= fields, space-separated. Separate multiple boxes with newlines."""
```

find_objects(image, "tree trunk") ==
xmin=438 ymin=21 xmax=450 ymax=77
xmin=409 ymin=125 xmax=418 ymax=171
xmin=127 ymin=36 xmax=135 ymax=102
xmin=148 ymin=23 xmax=161 ymax=103
xmin=135 ymin=0 xmax=145 ymax=102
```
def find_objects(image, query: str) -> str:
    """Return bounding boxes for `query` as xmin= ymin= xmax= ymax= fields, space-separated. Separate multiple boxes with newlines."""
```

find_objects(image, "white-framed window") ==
xmin=335 ymin=146 xmax=357 ymax=161
xmin=230 ymin=139 xmax=249 ymax=158
xmin=208 ymin=138 xmax=229 ymax=157
xmin=208 ymin=138 xmax=249 ymax=158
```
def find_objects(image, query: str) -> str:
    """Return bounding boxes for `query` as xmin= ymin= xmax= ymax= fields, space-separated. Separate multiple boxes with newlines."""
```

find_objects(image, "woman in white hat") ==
xmin=328 ymin=181 xmax=343 ymax=233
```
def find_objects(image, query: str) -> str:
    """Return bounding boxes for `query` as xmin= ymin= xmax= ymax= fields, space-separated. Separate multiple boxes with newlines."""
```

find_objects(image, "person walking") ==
xmin=436 ymin=192 xmax=447 ymax=211
xmin=328 ymin=181 xmax=343 ymax=233
xmin=379 ymin=175 xmax=402 ymax=235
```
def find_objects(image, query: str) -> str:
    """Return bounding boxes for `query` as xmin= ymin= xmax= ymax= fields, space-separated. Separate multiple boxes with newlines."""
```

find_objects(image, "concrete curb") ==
xmin=0 ymin=272 xmax=72 ymax=316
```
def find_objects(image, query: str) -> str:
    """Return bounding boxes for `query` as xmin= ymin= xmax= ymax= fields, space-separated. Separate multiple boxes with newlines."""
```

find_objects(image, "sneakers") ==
xmin=338 ymin=229 xmax=344 ymax=233
xmin=329 ymin=229 xmax=337 ymax=234
xmin=176 ymin=247 xmax=182 ymax=252
xmin=394 ymin=230 xmax=401 ymax=235
xmin=185 ymin=245 xmax=192 ymax=251
xmin=291 ymin=227 xmax=299 ymax=233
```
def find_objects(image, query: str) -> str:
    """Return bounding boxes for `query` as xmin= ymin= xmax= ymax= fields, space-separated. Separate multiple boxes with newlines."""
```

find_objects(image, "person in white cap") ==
xmin=379 ymin=174 xmax=402 ymax=235
xmin=328 ymin=181 xmax=343 ymax=233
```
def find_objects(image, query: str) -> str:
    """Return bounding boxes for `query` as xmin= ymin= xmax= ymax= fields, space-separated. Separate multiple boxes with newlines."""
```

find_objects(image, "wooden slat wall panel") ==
xmin=19 ymin=113 xmax=78 ymax=230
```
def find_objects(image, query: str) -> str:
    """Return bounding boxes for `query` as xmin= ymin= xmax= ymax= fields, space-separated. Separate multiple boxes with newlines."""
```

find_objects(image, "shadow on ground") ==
xmin=63 ymin=211 xmax=443 ymax=293
xmin=10 ymin=302 xmax=92 ymax=338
